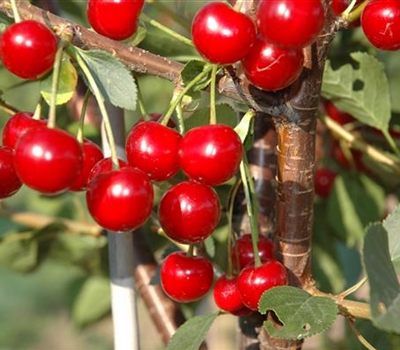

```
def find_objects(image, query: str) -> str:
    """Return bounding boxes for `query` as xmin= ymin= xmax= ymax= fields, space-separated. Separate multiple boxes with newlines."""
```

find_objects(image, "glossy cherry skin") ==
xmin=256 ymin=0 xmax=325 ymax=48
xmin=315 ymin=168 xmax=337 ymax=198
xmin=191 ymin=2 xmax=256 ymax=65
xmin=158 ymin=181 xmax=221 ymax=244
xmin=0 ymin=146 xmax=22 ymax=199
xmin=0 ymin=20 xmax=57 ymax=79
xmin=69 ymin=139 xmax=104 ymax=191
xmin=87 ymin=0 xmax=144 ymax=40
xmin=241 ymin=37 xmax=304 ymax=92
xmin=126 ymin=121 xmax=182 ymax=181
xmin=14 ymin=127 xmax=83 ymax=194
xmin=160 ymin=251 xmax=214 ymax=303
xmin=231 ymin=234 xmax=274 ymax=271
xmin=361 ymin=0 xmax=400 ymax=51
xmin=324 ymin=101 xmax=355 ymax=125
xmin=179 ymin=124 xmax=243 ymax=186
xmin=87 ymin=157 xmax=128 ymax=184
xmin=2 ymin=112 xmax=47 ymax=150
xmin=237 ymin=260 xmax=288 ymax=310
xmin=86 ymin=167 xmax=154 ymax=232
xmin=213 ymin=275 xmax=252 ymax=316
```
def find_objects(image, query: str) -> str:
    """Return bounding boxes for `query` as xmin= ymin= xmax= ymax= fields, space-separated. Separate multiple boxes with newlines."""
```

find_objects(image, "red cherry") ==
xmin=0 ymin=146 xmax=22 ymax=199
xmin=361 ymin=0 xmax=400 ymax=51
xmin=0 ymin=20 xmax=57 ymax=79
xmin=87 ymin=157 xmax=128 ymax=184
xmin=241 ymin=37 xmax=304 ymax=92
xmin=324 ymin=101 xmax=355 ymax=125
xmin=213 ymin=275 xmax=252 ymax=315
xmin=315 ymin=168 xmax=337 ymax=198
xmin=87 ymin=0 xmax=144 ymax=40
xmin=237 ymin=260 xmax=288 ymax=311
xmin=256 ymin=0 xmax=325 ymax=48
xmin=14 ymin=127 xmax=83 ymax=194
xmin=160 ymin=251 xmax=213 ymax=303
xmin=2 ymin=112 xmax=47 ymax=149
xmin=136 ymin=113 xmax=176 ymax=128
xmin=126 ymin=121 xmax=182 ymax=181
xmin=231 ymin=234 xmax=274 ymax=271
xmin=86 ymin=167 xmax=154 ymax=232
xmin=69 ymin=139 xmax=104 ymax=191
xmin=158 ymin=181 xmax=220 ymax=244
xmin=179 ymin=124 xmax=243 ymax=186
xmin=191 ymin=2 xmax=256 ymax=65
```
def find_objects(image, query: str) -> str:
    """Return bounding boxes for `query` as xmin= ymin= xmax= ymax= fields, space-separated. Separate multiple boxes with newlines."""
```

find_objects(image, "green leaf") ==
xmin=72 ymin=275 xmax=111 ymax=328
xmin=327 ymin=172 xmax=385 ymax=246
xmin=75 ymin=48 xmax=137 ymax=111
xmin=322 ymin=52 xmax=391 ymax=132
xmin=127 ymin=25 xmax=147 ymax=47
xmin=234 ymin=111 xmax=255 ymax=151
xmin=382 ymin=204 xmax=400 ymax=272
xmin=0 ymin=231 xmax=38 ymax=273
xmin=259 ymin=286 xmax=338 ymax=340
xmin=166 ymin=312 xmax=219 ymax=350
xmin=181 ymin=60 xmax=211 ymax=91
xmin=185 ymin=104 xmax=237 ymax=130
xmin=40 ymin=54 xmax=78 ymax=105
xmin=363 ymin=224 xmax=400 ymax=333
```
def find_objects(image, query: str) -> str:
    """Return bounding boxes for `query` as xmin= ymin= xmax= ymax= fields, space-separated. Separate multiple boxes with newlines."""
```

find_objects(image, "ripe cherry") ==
xmin=0 ymin=20 xmax=57 ymax=79
xmin=0 ymin=146 xmax=22 ymax=199
xmin=2 ymin=112 xmax=47 ymax=149
xmin=241 ymin=37 xmax=304 ymax=92
xmin=158 ymin=181 xmax=220 ymax=244
xmin=87 ymin=157 xmax=128 ymax=184
xmin=160 ymin=251 xmax=213 ymax=303
xmin=237 ymin=259 xmax=288 ymax=311
xmin=86 ymin=166 xmax=154 ymax=232
xmin=256 ymin=0 xmax=325 ymax=48
xmin=213 ymin=275 xmax=252 ymax=316
xmin=231 ymin=234 xmax=274 ymax=271
xmin=191 ymin=2 xmax=256 ymax=65
xmin=69 ymin=139 xmax=104 ymax=191
xmin=315 ymin=168 xmax=337 ymax=198
xmin=324 ymin=101 xmax=355 ymax=125
xmin=126 ymin=121 xmax=182 ymax=181
xmin=87 ymin=0 xmax=144 ymax=40
xmin=14 ymin=127 xmax=83 ymax=194
xmin=361 ymin=0 xmax=400 ymax=51
xmin=179 ymin=124 xmax=243 ymax=186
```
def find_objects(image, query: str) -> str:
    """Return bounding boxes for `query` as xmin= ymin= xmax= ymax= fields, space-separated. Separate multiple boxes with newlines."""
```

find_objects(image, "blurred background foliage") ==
xmin=1 ymin=0 xmax=400 ymax=349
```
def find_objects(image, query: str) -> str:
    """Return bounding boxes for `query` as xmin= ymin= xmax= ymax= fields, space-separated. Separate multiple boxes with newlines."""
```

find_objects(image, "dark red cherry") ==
xmin=2 ymin=112 xmax=47 ymax=149
xmin=237 ymin=260 xmax=288 ymax=310
xmin=231 ymin=234 xmax=274 ymax=271
xmin=87 ymin=0 xmax=144 ymax=40
xmin=242 ymin=37 xmax=304 ymax=92
xmin=14 ymin=127 xmax=83 ymax=194
xmin=86 ymin=167 xmax=154 ymax=232
xmin=126 ymin=121 xmax=182 ymax=181
xmin=191 ymin=2 xmax=257 ymax=64
xmin=315 ymin=168 xmax=337 ymax=198
xmin=158 ymin=181 xmax=221 ymax=244
xmin=160 ymin=251 xmax=214 ymax=303
xmin=256 ymin=0 xmax=325 ymax=48
xmin=179 ymin=124 xmax=243 ymax=186
xmin=69 ymin=139 xmax=104 ymax=191
xmin=361 ymin=0 xmax=400 ymax=51
xmin=0 ymin=146 xmax=22 ymax=199
xmin=0 ymin=20 xmax=57 ymax=79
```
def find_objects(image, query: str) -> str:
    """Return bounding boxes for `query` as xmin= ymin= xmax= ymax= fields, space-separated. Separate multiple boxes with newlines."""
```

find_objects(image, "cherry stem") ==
xmin=148 ymin=0 xmax=191 ymax=32
xmin=140 ymin=12 xmax=194 ymax=47
xmin=69 ymin=46 xmax=120 ymax=170
xmin=343 ymin=0 xmax=368 ymax=23
xmin=9 ymin=0 xmax=21 ymax=23
xmin=346 ymin=318 xmax=377 ymax=350
xmin=76 ymin=89 xmax=91 ymax=144
xmin=339 ymin=276 xmax=367 ymax=299
xmin=48 ymin=40 xmax=67 ymax=129
xmin=136 ymin=80 xmax=149 ymax=119
xmin=239 ymin=154 xmax=261 ymax=267
xmin=209 ymin=64 xmax=218 ymax=125
xmin=187 ymin=244 xmax=195 ymax=257
xmin=382 ymin=129 xmax=400 ymax=158
xmin=32 ymin=96 xmax=43 ymax=120
xmin=161 ymin=65 xmax=213 ymax=126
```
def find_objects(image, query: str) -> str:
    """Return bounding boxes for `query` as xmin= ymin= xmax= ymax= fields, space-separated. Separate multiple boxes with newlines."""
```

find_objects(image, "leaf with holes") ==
xmin=322 ymin=52 xmax=391 ymax=132
xmin=259 ymin=286 xmax=338 ymax=340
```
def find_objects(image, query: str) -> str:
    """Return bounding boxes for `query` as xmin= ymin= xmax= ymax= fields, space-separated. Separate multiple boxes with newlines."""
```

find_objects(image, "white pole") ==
xmin=102 ymin=104 xmax=140 ymax=350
